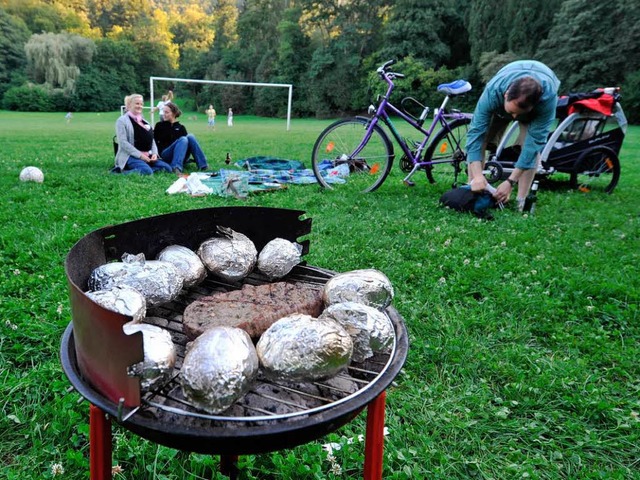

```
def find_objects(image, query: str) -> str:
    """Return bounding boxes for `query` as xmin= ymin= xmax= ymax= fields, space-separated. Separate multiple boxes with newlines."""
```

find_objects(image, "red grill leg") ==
xmin=89 ymin=404 xmax=112 ymax=480
xmin=363 ymin=391 xmax=386 ymax=480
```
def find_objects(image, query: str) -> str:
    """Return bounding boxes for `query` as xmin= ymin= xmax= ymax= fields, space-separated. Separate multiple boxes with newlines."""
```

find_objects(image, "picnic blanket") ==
xmin=166 ymin=156 xmax=344 ymax=198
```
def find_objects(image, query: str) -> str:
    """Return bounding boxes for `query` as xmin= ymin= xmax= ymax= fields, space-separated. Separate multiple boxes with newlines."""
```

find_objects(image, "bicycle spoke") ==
xmin=312 ymin=118 xmax=393 ymax=193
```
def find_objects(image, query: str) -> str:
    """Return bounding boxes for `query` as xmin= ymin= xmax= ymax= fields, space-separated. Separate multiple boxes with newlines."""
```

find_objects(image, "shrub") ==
xmin=622 ymin=70 xmax=640 ymax=125
xmin=2 ymin=84 xmax=53 ymax=111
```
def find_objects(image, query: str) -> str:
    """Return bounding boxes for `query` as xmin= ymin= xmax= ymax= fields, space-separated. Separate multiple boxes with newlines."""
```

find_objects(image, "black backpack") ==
xmin=439 ymin=186 xmax=497 ymax=220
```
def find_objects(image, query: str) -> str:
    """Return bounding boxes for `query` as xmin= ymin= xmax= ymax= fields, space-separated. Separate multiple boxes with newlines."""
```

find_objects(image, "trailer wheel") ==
xmin=570 ymin=146 xmax=620 ymax=194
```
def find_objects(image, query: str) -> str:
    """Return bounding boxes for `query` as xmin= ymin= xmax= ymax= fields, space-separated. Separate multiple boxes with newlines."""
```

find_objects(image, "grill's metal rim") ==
xmin=140 ymin=329 xmax=397 ymax=422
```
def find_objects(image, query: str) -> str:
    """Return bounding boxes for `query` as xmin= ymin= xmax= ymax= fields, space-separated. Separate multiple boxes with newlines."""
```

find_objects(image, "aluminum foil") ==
xmin=88 ymin=253 xmax=183 ymax=307
xmin=323 ymin=269 xmax=394 ymax=310
xmin=157 ymin=245 xmax=207 ymax=288
xmin=180 ymin=326 xmax=259 ymax=414
xmin=197 ymin=227 xmax=257 ymax=283
xmin=256 ymin=314 xmax=353 ymax=382
xmin=319 ymin=302 xmax=394 ymax=363
xmin=257 ymin=238 xmax=302 ymax=280
xmin=85 ymin=286 xmax=146 ymax=323
xmin=123 ymin=323 xmax=176 ymax=391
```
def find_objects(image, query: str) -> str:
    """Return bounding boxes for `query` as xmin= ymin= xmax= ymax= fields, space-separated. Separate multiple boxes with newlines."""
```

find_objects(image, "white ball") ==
xmin=19 ymin=166 xmax=44 ymax=183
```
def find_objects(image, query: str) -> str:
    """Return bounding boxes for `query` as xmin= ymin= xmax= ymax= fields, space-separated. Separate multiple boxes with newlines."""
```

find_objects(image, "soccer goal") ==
xmin=150 ymin=76 xmax=294 ymax=130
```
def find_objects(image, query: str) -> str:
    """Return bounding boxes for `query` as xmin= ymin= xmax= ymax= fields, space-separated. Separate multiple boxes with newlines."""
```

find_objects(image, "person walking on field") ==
xmin=227 ymin=108 xmax=233 ymax=127
xmin=206 ymin=104 xmax=216 ymax=130
xmin=466 ymin=60 xmax=560 ymax=210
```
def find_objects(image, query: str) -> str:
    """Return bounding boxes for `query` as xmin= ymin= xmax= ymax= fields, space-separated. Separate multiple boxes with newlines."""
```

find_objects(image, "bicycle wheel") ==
xmin=311 ymin=117 xmax=394 ymax=193
xmin=423 ymin=118 xmax=471 ymax=187
xmin=570 ymin=146 xmax=620 ymax=194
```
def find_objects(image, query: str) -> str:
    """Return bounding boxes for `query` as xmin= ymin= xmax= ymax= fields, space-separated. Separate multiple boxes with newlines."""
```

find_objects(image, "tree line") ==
xmin=1 ymin=0 xmax=639 ymax=123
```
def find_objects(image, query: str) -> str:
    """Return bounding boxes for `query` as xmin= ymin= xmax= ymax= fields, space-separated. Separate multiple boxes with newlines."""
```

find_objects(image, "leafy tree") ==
xmin=381 ymin=0 xmax=469 ymax=69
xmin=467 ymin=0 xmax=561 ymax=66
xmin=0 ymin=7 xmax=30 ymax=97
xmin=622 ymin=70 xmax=640 ymax=125
xmin=169 ymin=3 xmax=215 ymax=56
xmin=71 ymin=38 xmax=141 ymax=110
xmin=24 ymin=32 xmax=95 ymax=93
xmin=0 ymin=0 xmax=96 ymax=37
xmin=536 ymin=0 xmax=640 ymax=92
xmin=478 ymin=50 xmax=519 ymax=83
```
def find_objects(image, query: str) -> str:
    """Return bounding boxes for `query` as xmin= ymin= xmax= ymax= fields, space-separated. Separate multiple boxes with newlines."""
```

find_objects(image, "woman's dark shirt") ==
xmin=154 ymin=120 xmax=188 ymax=153
xmin=129 ymin=116 xmax=154 ymax=152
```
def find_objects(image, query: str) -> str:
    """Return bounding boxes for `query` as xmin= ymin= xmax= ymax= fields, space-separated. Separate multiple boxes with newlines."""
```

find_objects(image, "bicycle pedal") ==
xmin=403 ymin=180 xmax=416 ymax=187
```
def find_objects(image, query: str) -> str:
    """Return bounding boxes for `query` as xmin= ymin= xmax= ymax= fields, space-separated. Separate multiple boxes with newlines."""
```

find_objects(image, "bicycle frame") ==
xmin=353 ymin=70 xmax=471 ymax=184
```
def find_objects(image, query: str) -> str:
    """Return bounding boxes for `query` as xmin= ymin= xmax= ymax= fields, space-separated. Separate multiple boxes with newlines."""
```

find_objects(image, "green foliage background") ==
xmin=1 ymin=0 xmax=640 ymax=122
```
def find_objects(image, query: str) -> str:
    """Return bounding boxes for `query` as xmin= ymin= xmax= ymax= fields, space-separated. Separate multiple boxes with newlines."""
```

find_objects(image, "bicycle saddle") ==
xmin=437 ymin=80 xmax=472 ymax=96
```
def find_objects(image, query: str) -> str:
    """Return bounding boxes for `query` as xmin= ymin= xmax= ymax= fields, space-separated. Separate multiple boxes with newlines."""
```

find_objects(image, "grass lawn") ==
xmin=0 ymin=111 xmax=639 ymax=479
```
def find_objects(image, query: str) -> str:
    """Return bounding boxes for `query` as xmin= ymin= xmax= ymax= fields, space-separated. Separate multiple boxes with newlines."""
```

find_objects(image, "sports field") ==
xmin=1 ymin=111 xmax=639 ymax=479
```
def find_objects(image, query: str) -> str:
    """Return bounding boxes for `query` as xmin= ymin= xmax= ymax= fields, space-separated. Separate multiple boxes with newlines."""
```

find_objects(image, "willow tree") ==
xmin=24 ymin=32 xmax=95 ymax=93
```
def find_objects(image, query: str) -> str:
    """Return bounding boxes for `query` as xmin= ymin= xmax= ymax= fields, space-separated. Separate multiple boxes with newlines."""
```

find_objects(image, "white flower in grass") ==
xmin=13 ymin=269 xmax=20 ymax=275
xmin=438 ymin=277 xmax=446 ymax=285
xmin=585 ymin=241 xmax=592 ymax=247
xmin=51 ymin=463 xmax=64 ymax=476
xmin=56 ymin=304 xmax=63 ymax=315
xmin=463 ymin=258 xmax=470 ymax=265
xmin=112 ymin=465 xmax=124 ymax=475
xmin=500 ymin=241 xmax=507 ymax=247
xmin=435 ymin=226 xmax=441 ymax=232
xmin=443 ymin=238 xmax=451 ymax=247
xmin=4 ymin=320 xmax=17 ymax=330
xmin=586 ymin=305 xmax=595 ymax=312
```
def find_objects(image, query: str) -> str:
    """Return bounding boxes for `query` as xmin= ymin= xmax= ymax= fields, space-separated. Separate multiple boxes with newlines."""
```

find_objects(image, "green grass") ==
xmin=1 ymin=111 xmax=639 ymax=479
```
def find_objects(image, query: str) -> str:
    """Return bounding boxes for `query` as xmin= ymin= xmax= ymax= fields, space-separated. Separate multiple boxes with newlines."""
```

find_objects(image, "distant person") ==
xmin=154 ymin=90 xmax=174 ymax=121
xmin=154 ymin=102 xmax=209 ymax=173
xmin=113 ymin=93 xmax=172 ymax=175
xmin=227 ymin=108 xmax=233 ymax=127
xmin=206 ymin=104 xmax=217 ymax=130
xmin=65 ymin=112 xmax=72 ymax=124
xmin=466 ymin=60 xmax=560 ymax=209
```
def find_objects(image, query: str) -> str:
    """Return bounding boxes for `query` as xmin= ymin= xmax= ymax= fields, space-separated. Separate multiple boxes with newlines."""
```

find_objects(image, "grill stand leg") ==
xmin=363 ymin=391 xmax=386 ymax=480
xmin=90 ymin=404 xmax=112 ymax=480
xmin=220 ymin=455 xmax=239 ymax=479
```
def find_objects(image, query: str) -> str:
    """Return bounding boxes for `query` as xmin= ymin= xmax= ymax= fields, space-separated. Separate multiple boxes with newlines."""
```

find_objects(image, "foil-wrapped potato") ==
xmin=85 ymin=286 xmax=146 ymax=323
xmin=256 ymin=314 xmax=353 ymax=382
xmin=157 ymin=245 xmax=207 ymax=288
xmin=88 ymin=253 xmax=183 ymax=307
xmin=180 ymin=327 xmax=259 ymax=414
xmin=319 ymin=302 xmax=394 ymax=363
xmin=197 ymin=227 xmax=257 ymax=283
xmin=257 ymin=238 xmax=302 ymax=280
xmin=123 ymin=323 xmax=176 ymax=391
xmin=323 ymin=269 xmax=394 ymax=310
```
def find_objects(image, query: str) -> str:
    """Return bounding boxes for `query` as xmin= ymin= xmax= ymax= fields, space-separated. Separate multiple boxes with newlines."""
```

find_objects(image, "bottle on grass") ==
xmin=523 ymin=180 xmax=539 ymax=215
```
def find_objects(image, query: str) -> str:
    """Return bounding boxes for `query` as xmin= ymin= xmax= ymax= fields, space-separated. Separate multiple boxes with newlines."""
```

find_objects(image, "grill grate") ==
xmin=132 ymin=264 xmax=395 ymax=425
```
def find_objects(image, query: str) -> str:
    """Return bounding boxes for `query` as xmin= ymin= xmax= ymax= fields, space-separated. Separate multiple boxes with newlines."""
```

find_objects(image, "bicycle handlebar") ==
xmin=377 ymin=60 xmax=405 ymax=80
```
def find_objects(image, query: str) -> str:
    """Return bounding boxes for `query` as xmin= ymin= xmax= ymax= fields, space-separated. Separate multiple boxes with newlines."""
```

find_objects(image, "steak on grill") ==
xmin=182 ymin=281 xmax=324 ymax=340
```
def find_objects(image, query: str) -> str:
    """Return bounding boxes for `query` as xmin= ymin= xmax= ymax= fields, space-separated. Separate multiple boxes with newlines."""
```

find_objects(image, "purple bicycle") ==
xmin=311 ymin=60 xmax=473 ymax=193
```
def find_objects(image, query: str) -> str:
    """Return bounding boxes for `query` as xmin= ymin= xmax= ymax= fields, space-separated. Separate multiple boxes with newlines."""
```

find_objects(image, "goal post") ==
xmin=150 ymin=76 xmax=293 ymax=130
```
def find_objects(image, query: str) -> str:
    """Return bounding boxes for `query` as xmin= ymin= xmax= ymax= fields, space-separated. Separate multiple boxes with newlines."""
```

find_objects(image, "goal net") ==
xmin=149 ymin=76 xmax=293 ymax=130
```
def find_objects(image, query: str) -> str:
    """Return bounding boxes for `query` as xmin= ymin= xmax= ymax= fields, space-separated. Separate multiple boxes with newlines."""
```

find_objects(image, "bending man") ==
xmin=466 ymin=60 xmax=560 ymax=209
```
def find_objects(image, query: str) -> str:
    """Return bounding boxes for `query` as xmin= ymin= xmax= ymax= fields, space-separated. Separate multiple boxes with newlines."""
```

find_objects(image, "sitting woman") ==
xmin=154 ymin=103 xmax=209 ymax=172
xmin=114 ymin=94 xmax=172 ymax=175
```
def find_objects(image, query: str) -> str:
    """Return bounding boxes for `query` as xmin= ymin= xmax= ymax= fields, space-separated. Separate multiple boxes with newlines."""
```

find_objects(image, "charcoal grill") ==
xmin=61 ymin=207 xmax=408 ymax=479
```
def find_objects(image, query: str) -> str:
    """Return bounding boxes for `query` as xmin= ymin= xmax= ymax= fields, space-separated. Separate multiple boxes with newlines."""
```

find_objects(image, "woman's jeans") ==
xmin=161 ymin=134 xmax=209 ymax=171
xmin=123 ymin=156 xmax=172 ymax=175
